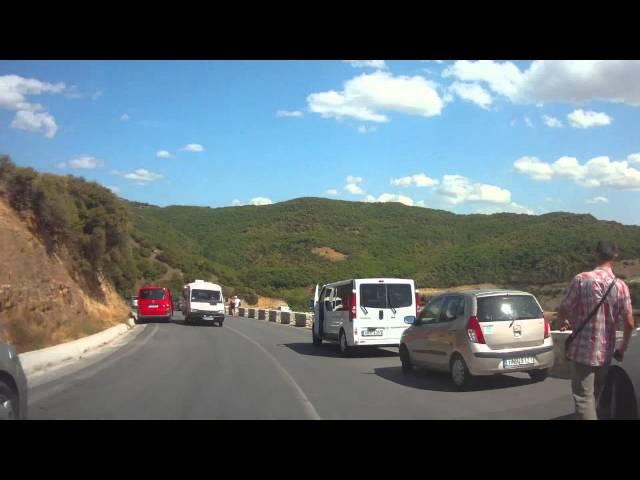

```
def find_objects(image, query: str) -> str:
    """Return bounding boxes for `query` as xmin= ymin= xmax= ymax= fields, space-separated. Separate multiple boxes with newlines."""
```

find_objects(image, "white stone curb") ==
xmin=18 ymin=321 xmax=134 ymax=376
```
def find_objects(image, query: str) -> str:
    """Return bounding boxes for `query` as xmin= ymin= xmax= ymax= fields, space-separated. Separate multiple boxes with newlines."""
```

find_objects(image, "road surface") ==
xmin=28 ymin=314 xmax=576 ymax=419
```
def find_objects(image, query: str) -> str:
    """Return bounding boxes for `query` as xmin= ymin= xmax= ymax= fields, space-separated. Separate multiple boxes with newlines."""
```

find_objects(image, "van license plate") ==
xmin=203 ymin=315 xmax=213 ymax=320
xmin=148 ymin=305 xmax=158 ymax=308
xmin=504 ymin=356 xmax=535 ymax=368
xmin=362 ymin=329 xmax=383 ymax=336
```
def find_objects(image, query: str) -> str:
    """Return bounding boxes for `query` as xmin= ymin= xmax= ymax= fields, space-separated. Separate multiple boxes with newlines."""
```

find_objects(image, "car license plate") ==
xmin=362 ymin=329 xmax=383 ymax=336
xmin=503 ymin=356 xmax=535 ymax=368
xmin=203 ymin=315 xmax=213 ymax=320
xmin=148 ymin=304 xmax=158 ymax=308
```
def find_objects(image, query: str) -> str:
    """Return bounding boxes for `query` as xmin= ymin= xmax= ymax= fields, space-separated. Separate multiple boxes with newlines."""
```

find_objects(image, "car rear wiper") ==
xmin=386 ymin=289 xmax=396 ymax=314
xmin=361 ymin=305 xmax=368 ymax=315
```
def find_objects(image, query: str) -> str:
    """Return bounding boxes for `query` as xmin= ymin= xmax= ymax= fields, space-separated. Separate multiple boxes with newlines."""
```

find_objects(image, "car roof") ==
xmin=434 ymin=288 xmax=534 ymax=298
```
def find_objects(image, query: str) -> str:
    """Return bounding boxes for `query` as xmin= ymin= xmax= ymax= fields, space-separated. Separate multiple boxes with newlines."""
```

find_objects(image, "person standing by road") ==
xmin=556 ymin=240 xmax=635 ymax=420
xmin=234 ymin=296 xmax=241 ymax=314
xmin=228 ymin=296 xmax=235 ymax=316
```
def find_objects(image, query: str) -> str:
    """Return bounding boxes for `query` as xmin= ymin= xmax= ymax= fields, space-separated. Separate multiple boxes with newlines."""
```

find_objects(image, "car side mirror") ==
xmin=404 ymin=315 xmax=417 ymax=325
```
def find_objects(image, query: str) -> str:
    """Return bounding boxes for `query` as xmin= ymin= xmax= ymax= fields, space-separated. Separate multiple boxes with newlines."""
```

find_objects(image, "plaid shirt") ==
xmin=560 ymin=266 xmax=632 ymax=366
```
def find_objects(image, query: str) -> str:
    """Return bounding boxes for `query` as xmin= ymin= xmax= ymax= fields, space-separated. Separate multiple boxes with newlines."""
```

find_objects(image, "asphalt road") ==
xmin=28 ymin=313 xmax=576 ymax=419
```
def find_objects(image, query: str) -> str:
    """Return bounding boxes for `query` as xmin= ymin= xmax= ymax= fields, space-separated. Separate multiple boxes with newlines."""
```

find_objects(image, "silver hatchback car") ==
xmin=399 ymin=289 xmax=554 ymax=390
xmin=0 ymin=342 xmax=28 ymax=420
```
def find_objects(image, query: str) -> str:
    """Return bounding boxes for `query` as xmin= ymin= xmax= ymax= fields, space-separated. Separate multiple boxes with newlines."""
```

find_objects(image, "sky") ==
xmin=1 ymin=60 xmax=639 ymax=225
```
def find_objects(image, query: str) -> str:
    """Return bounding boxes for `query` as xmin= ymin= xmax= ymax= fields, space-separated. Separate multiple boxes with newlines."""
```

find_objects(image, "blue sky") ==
xmin=1 ymin=60 xmax=639 ymax=225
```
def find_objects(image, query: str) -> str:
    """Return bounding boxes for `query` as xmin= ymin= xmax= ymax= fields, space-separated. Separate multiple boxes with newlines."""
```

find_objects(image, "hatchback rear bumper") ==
xmin=467 ymin=344 xmax=555 ymax=376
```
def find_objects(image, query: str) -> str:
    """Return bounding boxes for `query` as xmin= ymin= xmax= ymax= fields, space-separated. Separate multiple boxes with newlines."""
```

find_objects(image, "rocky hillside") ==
xmin=0 ymin=199 xmax=129 ymax=353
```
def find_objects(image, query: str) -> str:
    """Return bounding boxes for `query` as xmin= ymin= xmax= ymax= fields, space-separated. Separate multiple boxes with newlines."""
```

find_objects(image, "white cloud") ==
xmin=524 ymin=116 xmax=533 ymax=128
xmin=448 ymin=81 xmax=492 ymax=109
xmin=56 ymin=162 xmax=67 ymax=169
xmin=365 ymin=193 xmax=415 ymax=206
xmin=443 ymin=60 xmax=640 ymax=107
xmin=435 ymin=175 xmax=512 ymax=205
xmin=156 ymin=150 xmax=173 ymax=158
xmin=120 ymin=113 xmax=130 ymax=121
xmin=475 ymin=202 xmax=534 ymax=215
xmin=628 ymin=153 xmax=640 ymax=165
xmin=344 ymin=175 xmax=365 ymax=195
xmin=106 ymin=185 xmax=120 ymax=194
xmin=231 ymin=199 xmax=244 ymax=207
xmin=390 ymin=173 xmax=438 ymax=188
xmin=307 ymin=70 xmax=444 ymax=123
xmin=249 ymin=197 xmax=273 ymax=206
xmin=181 ymin=144 xmax=204 ymax=152
xmin=326 ymin=189 xmax=338 ymax=195
xmin=514 ymin=154 xmax=640 ymax=190
xmin=10 ymin=110 xmax=58 ymax=138
xmin=587 ymin=196 xmax=608 ymax=204
xmin=68 ymin=156 xmax=104 ymax=169
xmin=543 ymin=115 xmax=563 ymax=128
xmin=344 ymin=60 xmax=387 ymax=70
xmin=567 ymin=109 xmax=612 ymax=128
xmin=117 ymin=169 xmax=164 ymax=183
xmin=357 ymin=125 xmax=377 ymax=134
xmin=416 ymin=200 xmax=426 ymax=207
xmin=513 ymin=156 xmax=555 ymax=180
xmin=64 ymin=86 xmax=84 ymax=100
xmin=0 ymin=74 xmax=67 ymax=138
xmin=276 ymin=110 xmax=304 ymax=118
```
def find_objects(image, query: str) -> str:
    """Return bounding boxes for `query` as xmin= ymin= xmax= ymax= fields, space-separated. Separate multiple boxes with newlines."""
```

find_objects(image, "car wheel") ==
xmin=528 ymin=368 xmax=549 ymax=383
xmin=598 ymin=367 xmax=638 ymax=420
xmin=400 ymin=344 xmax=414 ymax=374
xmin=0 ymin=380 xmax=18 ymax=421
xmin=312 ymin=327 xmax=322 ymax=347
xmin=339 ymin=330 xmax=351 ymax=357
xmin=450 ymin=354 xmax=475 ymax=391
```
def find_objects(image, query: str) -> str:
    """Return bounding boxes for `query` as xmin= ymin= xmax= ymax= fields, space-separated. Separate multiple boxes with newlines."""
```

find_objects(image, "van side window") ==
xmin=335 ymin=284 xmax=351 ymax=311
xmin=419 ymin=296 xmax=444 ymax=324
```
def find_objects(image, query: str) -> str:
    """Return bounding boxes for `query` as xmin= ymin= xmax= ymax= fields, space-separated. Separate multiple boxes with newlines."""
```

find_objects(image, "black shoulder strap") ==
xmin=567 ymin=276 xmax=617 ymax=343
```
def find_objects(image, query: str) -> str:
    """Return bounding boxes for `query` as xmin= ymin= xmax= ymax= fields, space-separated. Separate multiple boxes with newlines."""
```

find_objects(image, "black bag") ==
xmin=564 ymin=276 xmax=617 ymax=361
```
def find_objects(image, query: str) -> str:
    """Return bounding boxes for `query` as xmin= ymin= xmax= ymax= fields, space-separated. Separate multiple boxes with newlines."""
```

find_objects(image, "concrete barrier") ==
xmin=19 ymin=322 xmax=133 ymax=376
xmin=268 ymin=310 xmax=278 ymax=322
xmin=281 ymin=311 xmax=291 ymax=325
xmin=294 ymin=312 xmax=309 ymax=327
xmin=248 ymin=308 xmax=256 ymax=318
xmin=239 ymin=307 xmax=245 ymax=317
xmin=258 ymin=309 xmax=266 ymax=320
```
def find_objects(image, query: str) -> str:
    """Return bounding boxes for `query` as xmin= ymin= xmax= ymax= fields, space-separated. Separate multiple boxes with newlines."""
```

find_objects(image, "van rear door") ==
xmin=138 ymin=288 xmax=166 ymax=316
xmin=476 ymin=294 xmax=545 ymax=349
xmin=358 ymin=281 xmax=414 ymax=340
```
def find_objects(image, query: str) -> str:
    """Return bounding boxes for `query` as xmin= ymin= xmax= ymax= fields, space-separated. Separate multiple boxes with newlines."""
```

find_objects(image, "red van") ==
xmin=137 ymin=285 xmax=173 ymax=322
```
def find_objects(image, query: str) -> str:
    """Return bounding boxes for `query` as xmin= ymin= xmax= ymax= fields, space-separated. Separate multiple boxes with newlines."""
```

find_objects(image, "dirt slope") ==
xmin=0 ymin=199 xmax=129 ymax=353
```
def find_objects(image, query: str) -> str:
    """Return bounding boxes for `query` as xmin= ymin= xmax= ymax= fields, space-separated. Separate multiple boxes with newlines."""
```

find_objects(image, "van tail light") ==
xmin=543 ymin=314 xmax=550 ymax=339
xmin=467 ymin=316 xmax=486 ymax=344
xmin=415 ymin=292 xmax=420 ymax=317
xmin=350 ymin=292 xmax=356 ymax=321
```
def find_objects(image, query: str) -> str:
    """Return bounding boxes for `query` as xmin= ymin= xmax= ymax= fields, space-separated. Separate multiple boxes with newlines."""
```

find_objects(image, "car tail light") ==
xmin=543 ymin=314 xmax=550 ymax=339
xmin=467 ymin=315 xmax=486 ymax=344
xmin=350 ymin=292 xmax=356 ymax=321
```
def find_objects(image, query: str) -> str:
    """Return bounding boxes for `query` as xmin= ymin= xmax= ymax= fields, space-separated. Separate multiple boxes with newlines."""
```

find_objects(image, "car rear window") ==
xmin=359 ymin=283 xmax=412 ymax=309
xmin=476 ymin=295 xmax=542 ymax=322
xmin=140 ymin=289 xmax=165 ymax=300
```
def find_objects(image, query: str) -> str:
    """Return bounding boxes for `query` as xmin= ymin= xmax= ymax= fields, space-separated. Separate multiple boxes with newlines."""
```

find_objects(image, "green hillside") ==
xmin=130 ymin=197 xmax=640 ymax=310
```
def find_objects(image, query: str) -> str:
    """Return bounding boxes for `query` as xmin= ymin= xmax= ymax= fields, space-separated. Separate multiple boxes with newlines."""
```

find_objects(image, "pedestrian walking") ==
xmin=556 ymin=240 xmax=635 ymax=420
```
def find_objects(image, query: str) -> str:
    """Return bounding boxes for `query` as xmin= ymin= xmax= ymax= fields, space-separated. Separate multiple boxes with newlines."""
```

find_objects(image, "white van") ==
xmin=311 ymin=278 xmax=418 ymax=356
xmin=182 ymin=280 xmax=225 ymax=326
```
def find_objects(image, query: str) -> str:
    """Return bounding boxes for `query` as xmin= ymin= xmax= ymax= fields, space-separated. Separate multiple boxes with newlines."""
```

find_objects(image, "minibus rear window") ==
xmin=360 ymin=284 xmax=412 ymax=308
xmin=140 ymin=289 xmax=165 ymax=300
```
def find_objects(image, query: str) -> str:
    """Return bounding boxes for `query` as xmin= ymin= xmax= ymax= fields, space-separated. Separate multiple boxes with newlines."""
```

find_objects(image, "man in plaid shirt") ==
xmin=557 ymin=240 xmax=635 ymax=420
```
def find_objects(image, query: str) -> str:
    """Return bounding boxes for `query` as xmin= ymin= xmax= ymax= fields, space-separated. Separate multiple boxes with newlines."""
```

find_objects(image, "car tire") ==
xmin=400 ymin=344 xmax=414 ymax=374
xmin=339 ymin=330 xmax=351 ymax=357
xmin=598 ymin=367 xmax=638 ymax=420
xmin=528 ymin=368 xmax=549 ymax=383
xmin=450 ymin=354 xmax=475 ymax=391
xmin=0 ymin=379 xmax=19 ymax=421
xmin=312 ymin=327 xmax=322 ymax=347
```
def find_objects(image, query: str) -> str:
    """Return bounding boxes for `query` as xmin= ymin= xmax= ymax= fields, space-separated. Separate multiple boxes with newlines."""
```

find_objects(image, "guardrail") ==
xmin=225 ymin=306 xmax=313 ymax=328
